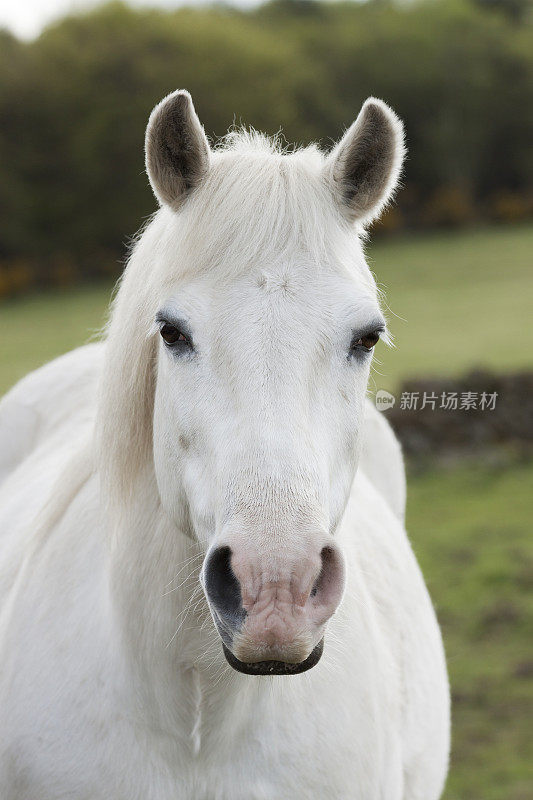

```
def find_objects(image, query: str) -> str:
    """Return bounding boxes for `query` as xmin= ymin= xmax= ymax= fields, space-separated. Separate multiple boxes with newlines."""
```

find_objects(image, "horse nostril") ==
xmin=203 ymin=545 xmax=245 ymax=628
xmin=310 ymin=545 xmax=345 ymax=612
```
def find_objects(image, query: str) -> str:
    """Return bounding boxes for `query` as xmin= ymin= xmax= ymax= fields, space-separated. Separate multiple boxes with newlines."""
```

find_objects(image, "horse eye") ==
xmin=160 ymin=323 xmax=189 ymax=346
xmin=352 ymin=331 xmax=381 ymax=352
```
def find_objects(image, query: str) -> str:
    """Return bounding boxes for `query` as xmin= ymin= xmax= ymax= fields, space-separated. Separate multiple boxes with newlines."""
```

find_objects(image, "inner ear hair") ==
xmin=145 ymin=89 xmax=210 ymax=209
xmin=327 ymin=97 xmax=406 ymax=226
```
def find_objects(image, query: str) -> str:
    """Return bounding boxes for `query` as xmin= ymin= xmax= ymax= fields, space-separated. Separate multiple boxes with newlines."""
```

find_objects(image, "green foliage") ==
xmin=0 ymin=0 xmax=532 ymax=292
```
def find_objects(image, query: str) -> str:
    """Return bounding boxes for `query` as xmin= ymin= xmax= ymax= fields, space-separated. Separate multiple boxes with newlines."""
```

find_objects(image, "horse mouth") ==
xmin=222 ymin=638 xmax=324 ymax=676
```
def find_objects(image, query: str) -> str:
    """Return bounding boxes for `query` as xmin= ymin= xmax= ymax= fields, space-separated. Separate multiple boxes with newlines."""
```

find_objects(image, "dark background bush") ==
xmin=388 ymin=370 xmax=533 ymax=459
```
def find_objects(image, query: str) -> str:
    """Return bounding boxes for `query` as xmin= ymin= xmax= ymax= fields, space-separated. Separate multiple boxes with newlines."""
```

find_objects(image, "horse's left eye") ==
xmin=160 ymin=323 xmax=190 ymax=347
xmin=351 ymin=331 xmax=381 ymax=352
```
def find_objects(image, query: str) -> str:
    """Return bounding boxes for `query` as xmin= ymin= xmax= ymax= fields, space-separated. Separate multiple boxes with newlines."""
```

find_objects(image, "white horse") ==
xmin=0 ymin=91 xmax=449 ymax=799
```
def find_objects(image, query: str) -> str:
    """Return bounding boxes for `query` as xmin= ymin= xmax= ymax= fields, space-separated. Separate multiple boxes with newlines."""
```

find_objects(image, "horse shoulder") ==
xmin=0 ymin=457 xmax=121 ymax=797
xmin=0 ymin=343 xmax=103 ymax=486
xmin=340 ymin=472 xmax=450 ymax=799
xmin=359 ymin=398 xmax=406 ymax=522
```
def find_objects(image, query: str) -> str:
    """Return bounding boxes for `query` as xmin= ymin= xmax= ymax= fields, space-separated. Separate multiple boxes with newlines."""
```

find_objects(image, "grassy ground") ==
xmin=369 ymin=224 xmax=533 ymax=394
xmin=0 ymin=284 xmax=111 ymax=395
xmin=408 ymin=459 xmax=533 ymax=800
xmin=1 ymin=225 xmax=532 ymax=798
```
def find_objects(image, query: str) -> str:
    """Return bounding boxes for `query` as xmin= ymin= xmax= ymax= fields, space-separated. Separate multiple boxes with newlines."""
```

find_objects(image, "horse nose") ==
xmin=309 ymin=545 xmax=346 ymax=624
xmin=202 ymin=540 xmax=345 ymax=666
xmin=202 ymin=546 xmax=246 ymax=646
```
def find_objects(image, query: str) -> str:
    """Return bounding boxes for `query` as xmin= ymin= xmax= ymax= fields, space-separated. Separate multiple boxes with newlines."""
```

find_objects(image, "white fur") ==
xmin=0 ymin=104 xmax=449 ymax=799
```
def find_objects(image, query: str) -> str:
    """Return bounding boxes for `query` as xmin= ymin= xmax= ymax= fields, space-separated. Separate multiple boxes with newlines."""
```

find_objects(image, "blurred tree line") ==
xmin=0 ymin=0 xmax=532 ymax=296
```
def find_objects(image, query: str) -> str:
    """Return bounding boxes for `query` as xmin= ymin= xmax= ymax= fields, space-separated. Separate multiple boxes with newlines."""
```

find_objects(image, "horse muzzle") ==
xmin=201 ymin=540 xmax=344 ymax=675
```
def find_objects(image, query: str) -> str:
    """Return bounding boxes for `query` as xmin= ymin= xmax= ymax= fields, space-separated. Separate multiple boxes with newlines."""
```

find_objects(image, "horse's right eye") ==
xmin=160 ymin=323 xmax=189 ymax=346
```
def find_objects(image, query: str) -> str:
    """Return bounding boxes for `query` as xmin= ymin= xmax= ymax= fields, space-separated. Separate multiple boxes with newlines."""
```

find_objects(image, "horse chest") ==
xmin=141 ymin=733 xmax=390 ymax=800
xmin=148 ymin=668 xmax=401 ymax=800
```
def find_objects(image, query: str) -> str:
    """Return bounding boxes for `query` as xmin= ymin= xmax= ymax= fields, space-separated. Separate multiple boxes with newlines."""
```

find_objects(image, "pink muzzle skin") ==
xmin=203 ymin=542 xmax=345 ymax=675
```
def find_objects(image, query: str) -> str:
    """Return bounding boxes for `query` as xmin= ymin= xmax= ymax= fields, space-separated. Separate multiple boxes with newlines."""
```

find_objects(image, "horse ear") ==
xmin=145 ymin=89 xmax=210 ymax=209
xmin=326 ymin=97 xmax=405 ymax=225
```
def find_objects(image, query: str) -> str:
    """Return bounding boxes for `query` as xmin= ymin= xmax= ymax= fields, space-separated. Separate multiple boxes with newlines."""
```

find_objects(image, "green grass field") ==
xmin=1 ymin=224 xmax=532 ymax=798
xmin=369 ymin=223 xmax=533 ymax=394
xmin=0 ymin=284 xmax=111 ymax=396
xmin=409 ymin=460 xmax=533 ymax=800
